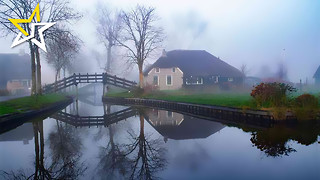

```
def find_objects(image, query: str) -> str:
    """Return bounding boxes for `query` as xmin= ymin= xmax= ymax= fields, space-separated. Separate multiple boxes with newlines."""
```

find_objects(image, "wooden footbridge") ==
xmin=51 ymin=107 xmax=138 ymax=127
xmin=43 ymin=73 xmax=137 ymax=94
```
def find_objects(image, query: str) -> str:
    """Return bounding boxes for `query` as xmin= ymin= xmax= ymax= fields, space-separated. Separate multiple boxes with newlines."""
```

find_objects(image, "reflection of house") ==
xmin=0 ymin=123 xmax=34 ymax=145
xmin=314 ymin=65 xmax=320 ymax=85
xmin=148 ymin=109 xmax=184 ymax=126
xmin=0 ymin=52 xmax=31 ymax=95
xmin=144 ymin=50 xmax=244 ymax=90
xmin=145 ymin=109 xmax=225 ymax=141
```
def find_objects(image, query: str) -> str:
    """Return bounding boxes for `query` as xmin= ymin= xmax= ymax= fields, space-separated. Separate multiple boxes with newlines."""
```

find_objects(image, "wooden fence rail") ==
xmin=51 ymin=107 xmax=137 ymax=127
xmin=43 ymin=73 xmax=137 ymax=94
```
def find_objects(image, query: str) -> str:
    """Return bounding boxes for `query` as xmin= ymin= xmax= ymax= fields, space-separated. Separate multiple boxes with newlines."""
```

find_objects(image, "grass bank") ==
xmin=0 ymin=94 xmax=69 ymax=116
xmin=106 ymin=89 xmax=320 ymax=110
xmin=106 ymin=90 xmax=255 ymax=109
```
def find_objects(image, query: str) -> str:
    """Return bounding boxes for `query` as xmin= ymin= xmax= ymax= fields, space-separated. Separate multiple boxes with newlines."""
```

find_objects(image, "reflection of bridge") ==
xmin=51 ymin=107 xmax=138 ymax=127
xmin=43 ymin=73 xmax=136 ymax=94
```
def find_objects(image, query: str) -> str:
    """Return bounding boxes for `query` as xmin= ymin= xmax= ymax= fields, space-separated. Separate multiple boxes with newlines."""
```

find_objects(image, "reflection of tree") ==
xmin=250 ymin=131 xmax=296 ymax=157
xmin=97 ymin=125 xmax=130 ymax=180
xmin=249 ymin=122 xmax=320 ymax=157
xmin=123 ymin=114 xmax=167 ymax=180
xmin=48 ymin=120 xmax=87 ymax=179
xmin=1 ymin=119 xmax=87 ymax=179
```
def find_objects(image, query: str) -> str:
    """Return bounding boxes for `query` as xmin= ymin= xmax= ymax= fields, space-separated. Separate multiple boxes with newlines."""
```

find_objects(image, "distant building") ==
xmin=0 ymin=53 xmax=31 ymax=95
xmin=144 ymin=50 xmax=244 ymax=90
xmin=314 ymin=65 xmax=320 ymax=85
xmin=245 ymin=76 xmax=262 ymax=87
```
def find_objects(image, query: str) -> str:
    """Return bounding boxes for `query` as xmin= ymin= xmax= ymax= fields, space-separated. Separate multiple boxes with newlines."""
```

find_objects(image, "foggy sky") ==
xmin=0 ymin=0 xmax=319 ymax=83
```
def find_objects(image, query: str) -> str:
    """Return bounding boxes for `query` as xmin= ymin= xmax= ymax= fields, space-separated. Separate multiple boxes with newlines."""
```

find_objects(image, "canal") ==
xmin=0 ymin=94 xmax=319 ymax=179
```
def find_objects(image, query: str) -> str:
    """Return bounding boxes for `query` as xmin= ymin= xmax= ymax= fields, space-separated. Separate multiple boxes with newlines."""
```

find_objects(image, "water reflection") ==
xmin=123 ymin=113 xmax=167 ymax=180
xmin=96 ymin=105 xmax=130 ymax=179
xmin=48 ymin=120 xmax=87 ymax=179
xmin=0 ymin=100 xmax=319 ymax=179
xmin=145 ymin=109 xmax=225 ymax=141
xmin=0 ymin=117 xmax=87 ymax=179
xmin=248 ymin=122 xmax=320 ymax=157
xmin=0 ymin=123 xmax=33 ymax=144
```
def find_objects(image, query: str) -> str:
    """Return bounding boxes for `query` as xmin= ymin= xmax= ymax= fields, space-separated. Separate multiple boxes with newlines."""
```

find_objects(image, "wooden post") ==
xmin=103 ymin=84 xmax=106 ymax=96
xmin=76 ymin=99 xmax=79 ymax=116
xmin=75 ymin=84 xmax=78 ymax=99
xmin=87 ymin=73 xmax=89 ymax=83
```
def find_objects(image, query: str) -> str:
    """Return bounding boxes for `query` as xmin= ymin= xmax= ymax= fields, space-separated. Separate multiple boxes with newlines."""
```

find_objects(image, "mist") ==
xmin=0 ymin=0 xmax=319 ymax=84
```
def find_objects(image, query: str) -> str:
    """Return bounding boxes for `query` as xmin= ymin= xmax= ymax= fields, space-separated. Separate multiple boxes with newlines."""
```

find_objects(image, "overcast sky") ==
xmin=1 ymin=0 xmax=319 ymax=83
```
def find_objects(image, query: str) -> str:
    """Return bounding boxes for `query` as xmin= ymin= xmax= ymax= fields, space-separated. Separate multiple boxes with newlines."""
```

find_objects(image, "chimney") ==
xmin=162 ymin=49 xmax=167 ymax=57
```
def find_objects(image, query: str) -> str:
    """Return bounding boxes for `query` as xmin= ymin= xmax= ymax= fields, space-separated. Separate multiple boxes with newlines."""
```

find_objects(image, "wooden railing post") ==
xmin=87 ymin=73 xmax=89 ymax=83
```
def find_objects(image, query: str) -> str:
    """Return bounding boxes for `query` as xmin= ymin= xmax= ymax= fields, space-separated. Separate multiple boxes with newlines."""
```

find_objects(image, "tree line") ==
xmin=0 ymin=1 xmax=164 ymax=96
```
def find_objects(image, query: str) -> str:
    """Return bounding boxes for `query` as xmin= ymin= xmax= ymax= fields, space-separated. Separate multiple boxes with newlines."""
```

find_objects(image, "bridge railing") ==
xmin=43 ymin=73 xmax=137 ymax=94
xmin=51 ymin=107 xmax=137 ymax=127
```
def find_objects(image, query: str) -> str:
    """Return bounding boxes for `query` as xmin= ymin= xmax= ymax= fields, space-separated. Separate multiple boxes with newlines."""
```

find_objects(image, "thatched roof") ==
xmin=314 ymin=65 xmax=320 ymax=78
xmin=0 ymin=53 xmax=31 ymax=88
xmin=144 ymin=50 xmax=244 ymax=77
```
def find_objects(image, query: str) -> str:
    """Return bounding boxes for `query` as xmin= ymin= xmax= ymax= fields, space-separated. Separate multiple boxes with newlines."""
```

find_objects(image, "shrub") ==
xmin=143 ymin=83 xmax=159 ymax=94
xmin=131 ymin=86 xmax=144 ymax=97
xmin=293 ymin=94 xmax=319 ymax=120
xmin=294 ymin=94 xmax=319 ymax=108
xmin=251 ymin=82 xmax=296 ymax=107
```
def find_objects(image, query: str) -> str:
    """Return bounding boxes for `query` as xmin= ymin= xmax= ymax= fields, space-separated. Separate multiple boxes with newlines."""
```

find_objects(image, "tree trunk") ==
xmin=106 ymin=44 xmax=112 ymax=73
xmin=55 ymin=71 xmax=59 ymax=92
xmin=35 ymin=47 xmax=42 ymax=95
xmin=138 ymin=65 xmax=144 ymax=88
xmin=32 ymin=122 xmax=39 ymax=178
xmin=29 ymin=41 xmax=36 ymax=95
xmin=139 ymin=115 xmax=144 ymax=138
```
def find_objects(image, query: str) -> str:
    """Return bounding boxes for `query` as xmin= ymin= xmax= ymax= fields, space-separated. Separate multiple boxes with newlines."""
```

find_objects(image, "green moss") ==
xmin=0 ymin=94 xmax=68 ymax=116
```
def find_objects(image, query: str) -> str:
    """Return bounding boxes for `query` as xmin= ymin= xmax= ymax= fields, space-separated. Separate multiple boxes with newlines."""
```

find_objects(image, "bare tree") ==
xmin=46 ymin=28 xmax=80 ymax=86
xmin=0 ymin=0 xmax=81 ymax=95
xmin=0 ymin=0 xmax=39 ymax=95
xmin=276 ymin=62 xmax=287 ymax=81
xmin=240 ymin=63 xmax=249 ymax=77
xmin=116 ymin=5 xmax=164 ymax=88
xmin=96 ymin=5 xmax=121 ymax=73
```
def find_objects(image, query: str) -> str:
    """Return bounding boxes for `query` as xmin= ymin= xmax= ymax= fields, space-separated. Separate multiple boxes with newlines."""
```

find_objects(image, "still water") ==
xmin=0 ymin=97 xmax=319 ymax=180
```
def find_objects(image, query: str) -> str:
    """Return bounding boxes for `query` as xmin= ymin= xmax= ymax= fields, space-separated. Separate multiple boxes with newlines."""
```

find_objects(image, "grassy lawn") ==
xmin=106 ymin=90 xmax=255 ymax=108
xmin=0 ymin=94 xmax=68 ymax=116
xmin=106 ymin=88 xmax=320 ymax=109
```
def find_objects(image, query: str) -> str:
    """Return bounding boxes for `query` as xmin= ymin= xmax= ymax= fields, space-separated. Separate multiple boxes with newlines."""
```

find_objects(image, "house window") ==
xmin=228 ymin=77 xmax=234 ymax=82
xmin=172 ymin=68 xmax=175 ymax=72
xmin=215 ymin=76 xmax=219 ymax=83
xmin=166 ymin=75 xmax=172 ymax=86
xmin=167 ymin=111 xmax=173 ymax=117
xmin=153 ymin=76 xmax=159 ymax=85
xmin=186 ymin=76 xmax=203 ymax=85
xmin=197 ymin=77 xmax=203 ymax=84
xmin=155 ymin=68 xmax=160 ymax=73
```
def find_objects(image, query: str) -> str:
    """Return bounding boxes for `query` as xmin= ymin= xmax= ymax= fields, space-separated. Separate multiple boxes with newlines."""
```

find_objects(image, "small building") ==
xmin=245 ymin=76 xmax=262 ymax=87
xmin=0 ymin=53 xmax=31 ymax=95
xmin=314 ymin=65 xmax=320 ymax=85
xmin=144 ymin=50 xmax=244 ymax=90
